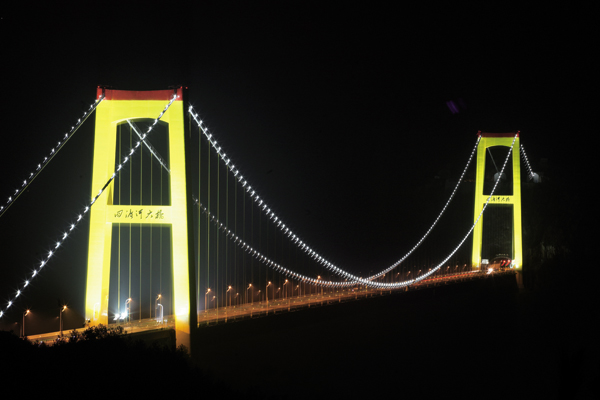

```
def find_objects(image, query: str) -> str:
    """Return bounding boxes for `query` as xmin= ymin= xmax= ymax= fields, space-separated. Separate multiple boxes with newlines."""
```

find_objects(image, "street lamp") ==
xmin=22 ymin=309 xmax=30 ymax=338
xmin=247 ymin=284 xmax=252 ymax=306
xmin=283 ymin=279 xmax=288 ymax=300
xmin=266 ymin=282 xmax=271 ymax=314
xmin=317 ymin=276 xmax=322 ymax=304
xmin=59 ymin=305 xmax=67 ymax=336
xmin=125 ymin=298 xmax=132 ymax=323
xmin=155 ymin=294 xmax=162 ymax=320
xmin=155 ymin=294 xmax=164 ymax=323
xmin=227 ymin=286 xmax=232 ymax=308
xmin=205 ymin=288 xmax=211 ymax=313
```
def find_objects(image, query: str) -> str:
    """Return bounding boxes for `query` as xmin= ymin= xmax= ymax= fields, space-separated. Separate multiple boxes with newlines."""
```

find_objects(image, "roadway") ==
xmin=25 ymin=269 xmax=514 ymax=344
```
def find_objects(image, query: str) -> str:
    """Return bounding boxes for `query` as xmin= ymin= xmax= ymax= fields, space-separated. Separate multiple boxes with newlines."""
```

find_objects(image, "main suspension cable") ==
xmin=188 ymin=106 xmax=480 ymax=282
xmin=0 ymin=95 xmax=105 ymax=219
xmin=0 ymin=94 xmax=178 ymax=320
xmin=193 ymin=133 xmax=516 ymax=289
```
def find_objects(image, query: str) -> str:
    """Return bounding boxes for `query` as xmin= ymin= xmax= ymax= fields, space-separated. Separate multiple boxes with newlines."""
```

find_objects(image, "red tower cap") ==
xmin=477 ymin=131 xmax=520 ymax=138
xmin=96 ymin=87 xmax=183 ymax=101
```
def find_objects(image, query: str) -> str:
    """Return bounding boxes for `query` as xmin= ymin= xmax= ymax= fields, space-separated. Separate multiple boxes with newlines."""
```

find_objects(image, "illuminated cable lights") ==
xmin=188 ymin=105 xmax=488 ymax=285
xmin=201 ymin=133 xmax=514 ymax=290
xmin=126 ymin=120 xmax=170 ymax=174
xmin=0 ymin=95 xmax=105 ymax=220
xmin=364 ymin=134 xmax=519 ymax=289
xmin=194 ymin=199 xmax=353 ymax=289
xmin=368 ymin=136 xmax=482 ymax=280
xmin=0 ymin=95 xmax=177 ymax=320
xmin=520 ymin=144 xmax=537 ymax=180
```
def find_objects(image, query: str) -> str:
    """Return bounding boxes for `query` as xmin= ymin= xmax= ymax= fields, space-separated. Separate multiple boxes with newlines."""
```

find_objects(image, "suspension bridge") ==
xmin=0 ymin=87 xmax=538 ymax=350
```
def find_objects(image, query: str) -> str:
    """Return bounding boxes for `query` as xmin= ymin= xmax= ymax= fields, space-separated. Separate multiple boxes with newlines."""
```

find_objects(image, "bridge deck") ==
xmin=26 ymin=270 xmax=512 ymax=344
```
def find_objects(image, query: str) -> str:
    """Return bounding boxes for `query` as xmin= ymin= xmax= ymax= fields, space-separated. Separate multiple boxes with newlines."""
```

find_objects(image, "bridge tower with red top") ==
xmin=84 ymin=87 xmax=196 ymax=349
xmin=471 ymin=131 xmax=523 ymax=286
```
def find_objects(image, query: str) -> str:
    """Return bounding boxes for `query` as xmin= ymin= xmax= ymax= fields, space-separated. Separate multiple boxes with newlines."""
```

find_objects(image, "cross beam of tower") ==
xmin=84 ymin=88 xmax=196 ymax=349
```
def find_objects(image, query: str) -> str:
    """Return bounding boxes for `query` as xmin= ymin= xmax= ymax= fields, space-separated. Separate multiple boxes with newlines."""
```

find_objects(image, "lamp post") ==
xmin=225 ymin=286 xmax=232 ymax=322
xmin=155 ymin=294 xmax=161 ymax=317
xmin=59 ymin=305 xmax=66 ymax=336
xmin=283 ymin=279 xmax=288 ymax=300
xmin=205 ymin=288 xmax=211 ymax=314
xmin=247 ymin=284 xmax=252 ymax=306
xmin=317 ymin=276 xmax=322 ymax=305
xmin=22 ymin=309 xmax=30 ymax=338
xmin=125 ymin=298 xmax=131 ymax=324
xmin=266 ymin=282 xmax=271 ymax=314
xmin=155 ymin=294 xmax=163 ymax=323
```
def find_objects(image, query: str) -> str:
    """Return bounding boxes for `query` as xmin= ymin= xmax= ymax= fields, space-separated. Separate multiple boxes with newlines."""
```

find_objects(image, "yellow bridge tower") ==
xmin=471 ymin=132 xmax=523 ymax=285
xmin=84 ymin=88 xmax=196 ymax=348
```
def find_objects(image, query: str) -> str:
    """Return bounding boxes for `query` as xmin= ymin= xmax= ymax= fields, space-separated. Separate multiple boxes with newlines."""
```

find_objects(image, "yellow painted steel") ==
xmin=471 ymin=135 xmax=523 ymax=271
xmin=85 ymin=96 xmax=192 ymax=348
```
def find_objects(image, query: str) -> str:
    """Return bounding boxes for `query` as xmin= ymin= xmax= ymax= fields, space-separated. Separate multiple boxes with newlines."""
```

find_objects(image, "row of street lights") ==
xmin=21 ymin=265 xmax=472 ymax=337
xmin=199 ymin=265 xmax=472 ymax=313
xmin=202 ymin=276 xmax=333 ymax=313
xmin=109 ymin=294 xmax=167 ymax=324
xmin=19 ymin=305 xmax=67 ymax=339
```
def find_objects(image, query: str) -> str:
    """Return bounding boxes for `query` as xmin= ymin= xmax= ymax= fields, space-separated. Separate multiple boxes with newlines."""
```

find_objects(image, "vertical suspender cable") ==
xmin=226 ymin=163 xmax=229 ymax=305
xmin=139 ymin=126 xmax=143 ymax=320
xmin=160 ymin=157 xmax=163 ymax=314
xmin=259 ymin=200 xmax=261 ymax=299
xmin=217 ymin=151 xmax=220 ymax=311
xmin=117 ymin=124 xmax=122 ymax=314
xmin=149 ymin=138 xmax=153 ymax=319
xmin=199 ymin=113 xmax=206 ymax=312
xmin=243 ymin=182 xmax=246 ymax=304
xmin=266 ymin=206 xmax=269 ymax=297
xmin=207 ymin=135 xmax=210 ymax=310
xmin=235 ymin=175 xmax=238 ymax=305
xmin=128 ymin=125 xmax=132 ymax=314
xmin=251 ymin=187 xmax=253 ymax=301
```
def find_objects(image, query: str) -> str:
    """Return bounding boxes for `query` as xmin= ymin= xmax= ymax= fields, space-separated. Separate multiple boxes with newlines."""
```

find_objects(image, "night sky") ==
xmin=0 ymin=5 xmax=589 ymax=332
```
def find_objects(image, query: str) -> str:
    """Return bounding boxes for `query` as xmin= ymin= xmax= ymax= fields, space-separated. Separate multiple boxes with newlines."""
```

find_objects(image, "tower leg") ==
xmin=515 ymin=270 xmax=524 ymax=291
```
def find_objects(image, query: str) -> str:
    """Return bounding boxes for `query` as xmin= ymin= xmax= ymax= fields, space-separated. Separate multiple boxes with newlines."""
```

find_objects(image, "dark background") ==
xmin=0 ymin=0 xmax=592 ymax=366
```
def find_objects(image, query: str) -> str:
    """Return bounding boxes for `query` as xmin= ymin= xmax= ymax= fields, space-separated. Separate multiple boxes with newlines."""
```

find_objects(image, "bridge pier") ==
xmin=515 ymin=270 xmax=524 ymax=291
